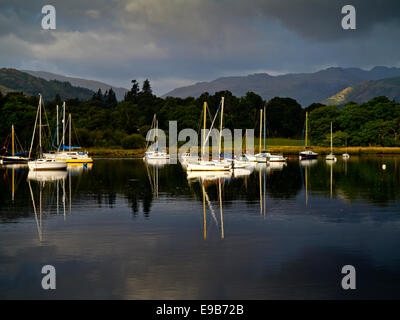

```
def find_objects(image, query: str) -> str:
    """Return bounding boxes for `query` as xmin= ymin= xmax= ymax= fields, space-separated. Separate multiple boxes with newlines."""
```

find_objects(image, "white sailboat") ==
xmin=300 ymin=112 xmax=318 ymax=160
xmin=342 ymin=138 xmax=350 ymax=159
xmin=255 ymin=106 xmax=286 ymax=163
xmin=144 ymin=114 xmax=170 ymax=160
xmin=28 ymin=94 xmax=67 ymax=171
xmin=43 ymin=102 xmax=93 ymax=164
xmin=326 ymin=122 xmax=337 ymax=162
xmin=233 ymin=154 xmax=255 ymax=169
xmin=186 ymin=98 xmax=232 ymax=172
xmin=1 ymin=125 xmax=30 ymax=164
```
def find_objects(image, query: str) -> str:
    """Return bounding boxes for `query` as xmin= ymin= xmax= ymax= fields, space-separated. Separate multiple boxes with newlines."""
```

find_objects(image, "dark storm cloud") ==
xmin=0 ymin=0 xmax=400 ymax=94
xmin=253 ymin=0 xmax=400 ymax=41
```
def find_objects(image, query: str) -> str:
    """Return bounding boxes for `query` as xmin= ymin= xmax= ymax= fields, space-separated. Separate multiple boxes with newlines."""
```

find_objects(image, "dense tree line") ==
xmin=0 ymin=80 xmax=399 ymax=151
xmin=309 ymin=96 xmax=400 ymax=147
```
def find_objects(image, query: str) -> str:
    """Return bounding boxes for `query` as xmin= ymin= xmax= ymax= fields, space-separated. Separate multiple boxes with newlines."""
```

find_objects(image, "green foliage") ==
xmin=266 ymin=97 xmax=305 ymax=138
xmin=1 ymin=81 xmax=399 ymax=150
xmin=309 ymin=97 xmax=400 ymax=147
xmin=122 ymin=134 xmax=146 ymax=149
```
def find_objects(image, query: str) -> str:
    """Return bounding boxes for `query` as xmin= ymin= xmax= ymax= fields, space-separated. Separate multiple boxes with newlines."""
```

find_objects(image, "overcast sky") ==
xmin=1 ymin=0 xmax=400 ymax=95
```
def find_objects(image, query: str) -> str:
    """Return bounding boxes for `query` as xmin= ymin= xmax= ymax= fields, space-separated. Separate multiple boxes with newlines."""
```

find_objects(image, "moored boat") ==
xmin=300 ymin=112 xmax=318 ymax=160
xmin=27 ymin=94 xmax=67 ymax=171
xmin=325 ymin=122 xmax=337 ymax=161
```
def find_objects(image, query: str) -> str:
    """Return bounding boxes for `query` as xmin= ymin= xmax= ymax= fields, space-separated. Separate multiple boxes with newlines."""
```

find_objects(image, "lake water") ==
xmin=1 ymin=156 xmax=400 ymax=299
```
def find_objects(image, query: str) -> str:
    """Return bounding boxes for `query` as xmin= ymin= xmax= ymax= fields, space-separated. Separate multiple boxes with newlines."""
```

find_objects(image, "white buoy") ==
xmin=382 ymin=164 xmax=386 ymax=170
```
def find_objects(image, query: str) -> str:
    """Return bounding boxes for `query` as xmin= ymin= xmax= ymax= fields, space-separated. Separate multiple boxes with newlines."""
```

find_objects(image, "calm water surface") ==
xmin=1 ymin=156 xmax=400 ymax=299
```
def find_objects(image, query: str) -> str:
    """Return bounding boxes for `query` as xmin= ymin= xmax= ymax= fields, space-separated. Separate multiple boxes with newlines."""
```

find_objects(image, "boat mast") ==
xmin=39 ymin=94 xmax=42 ymax=157
xmin=202 ymin=102 xmax=207 ymax=159
xmin=305 ymin=112 xmax=308 ymax=148
xmin=156 ymin=118 xmax=158 ymax=151
xmin=28 ymin=95 xmax=41 ymax=159
xmin=218 ymin=97 xmax=225 ymax=160
xmin=11 ymin=124 xmax=14 ymax=156
xmin=263 ymin=105 xmax=266 ymax=151
xmin=330 ymin=122 xmax=333 ymax=154
xmin=62 ymin=101 xmax=65 ymax=149
xmin=56 ymin=105 xmax=59 ymax=147
xmin=259 ymin=108 xmax=263 ymax=153
xmin=69 ymin=114 xmax=72 ymax=152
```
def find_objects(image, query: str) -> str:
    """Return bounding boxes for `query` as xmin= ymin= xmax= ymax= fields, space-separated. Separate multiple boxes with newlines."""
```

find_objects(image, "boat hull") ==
xmin=186 ymin=161 xmax=232 ymax=171
xmin=1 ymin=156 xmax=30 ymax=164
xmin=55 ymin=158 xmax=93 ymax=164
xmin=326 ymin=154 xmax=337 ymax=161
xmin=144 ymin=151 xmax=170 ymax=160
xmin=300 ymin=152 xmax=318 ymax=160
xmin=28 ymin=160 xmax=67 ymax=171
xmin=43 ymin=152 xmax=93 ymax=164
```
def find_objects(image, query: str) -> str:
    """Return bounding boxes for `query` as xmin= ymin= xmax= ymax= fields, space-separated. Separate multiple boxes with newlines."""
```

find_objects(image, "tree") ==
xmin=92 ymin=89 xmax=103 ymax=102
xmin=122 ymin=134 xmax=146 ymax=149
xmin=104 ymin=88 xmax=117 ymax=108
xmin=125 ymin=80 xmax=140 ymax=102
xmin=266 ymin=97 xmax=304 ymax=138
xmin=142 ymin=79 xmax=152 ymax=95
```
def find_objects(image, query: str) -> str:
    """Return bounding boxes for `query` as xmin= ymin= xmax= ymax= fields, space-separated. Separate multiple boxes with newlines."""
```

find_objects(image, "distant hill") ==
xmin=23 ymin=70 xmax=128 ymax=101
xmin=323 ymin=77 xmax=400 ymax=105
xmin=163 ymin=66 xmax=400 ymax=106
xmin=0 ymin=68 xmax=94 ymax=101
xmin=0 ymin=84 xmax=18 ymax=95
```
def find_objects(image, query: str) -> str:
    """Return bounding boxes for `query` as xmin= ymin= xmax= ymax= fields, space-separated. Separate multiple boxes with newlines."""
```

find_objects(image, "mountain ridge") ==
xmin=323 ymin=77 xmax=400 ymax=105
xmin=22 ymin=70 xmax=128 ymax=101
xmin=0 ymin=68 xmax=94 ymax=101
xmin=163 ymin=66 xmax=400 ymax=106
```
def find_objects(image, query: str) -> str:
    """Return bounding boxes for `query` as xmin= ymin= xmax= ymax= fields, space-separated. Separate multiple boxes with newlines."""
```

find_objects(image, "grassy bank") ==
xmin=265 ymin=146 xmax=400 ymax=155
xmin=87 ymin=147 xmax=145 ymax=158
xmin=87 ymin=146 xmax=400 ymax=158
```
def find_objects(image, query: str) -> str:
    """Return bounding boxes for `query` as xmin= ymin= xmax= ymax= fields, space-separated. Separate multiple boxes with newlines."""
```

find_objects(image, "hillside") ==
xmin=23 ymin=70 xmax=128 ymax=101
xmin=0 ymin=68 xmax=94 ymax=101
xmin=163 ymin=66 xmax=400 ymax=106
xmin=0 ymin=84 xmax=17 ymax=95
xmin=323 ymin=77 xmax=400 ymax=105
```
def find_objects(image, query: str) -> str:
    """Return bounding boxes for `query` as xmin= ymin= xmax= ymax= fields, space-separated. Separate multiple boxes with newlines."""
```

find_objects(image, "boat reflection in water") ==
xmin=300 ymin=159 xmax=318 ymax=206
xmin=254 ymin=161 xmax=286 ymax=173
xmin=232 ymin=166 xmax=254 ymax=178
xmin=27 ymin=169 xmax=69 ymax=242
xmin=326 ymin=158 xmax=335 ymax=199
xmin=299 ymin=159 xmax=318 ymax=167
xmin=187 ymin=170 xmax=232 ymax=182
xmin=67 ymin=163 xmax=93 ymax=176
xmin=1 ymin=163 xmax=28 ymax=202
xmin=144 ymin=158 xmax=171 ymax=199
xmin=144 ymin=158 xmax=170 ymax=168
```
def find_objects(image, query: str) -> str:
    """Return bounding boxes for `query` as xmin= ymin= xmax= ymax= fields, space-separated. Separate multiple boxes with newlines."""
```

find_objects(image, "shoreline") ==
xmin=87 ymin=146 xmax=400 ymax=158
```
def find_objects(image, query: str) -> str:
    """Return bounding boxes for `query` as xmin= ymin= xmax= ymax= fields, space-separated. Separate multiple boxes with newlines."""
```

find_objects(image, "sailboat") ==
xmin=0 ymin=125 xmax=30 ymax=164
xmin=43 ymin=102 xmax=93 ymax=164
xmin=300 ymin=112 xmax=318 ymax=160
xmin=28 ymin=94 xmax=67 ymax=171
xmin=342 ymin=138 xmax=350 ymax=159
xmin=144 ymin=114 xmax=170 ymax=160
xmin=255 ymin=106 xmax=286 ymax=163
xmin=186 ymin=98 xmax=232 ymax=171
xmin=326 ymin=122 xmax=337 ymax=162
